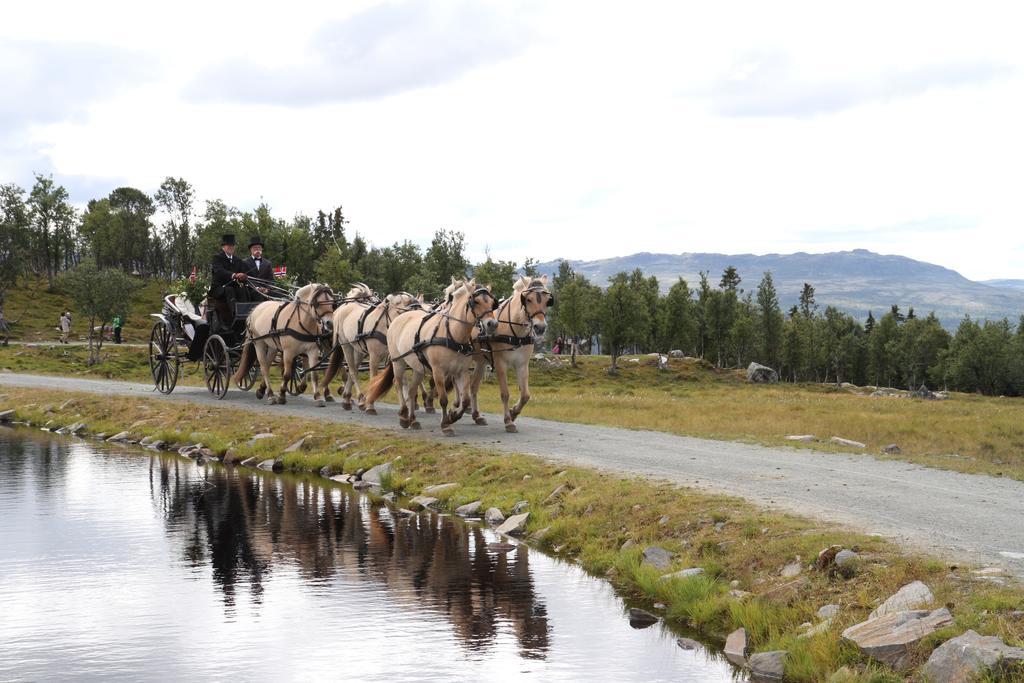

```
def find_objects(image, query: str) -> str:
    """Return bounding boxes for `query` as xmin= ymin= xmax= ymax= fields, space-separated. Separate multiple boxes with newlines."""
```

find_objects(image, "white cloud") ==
xmin=2 ymin=0 xmax=1024 ymax=280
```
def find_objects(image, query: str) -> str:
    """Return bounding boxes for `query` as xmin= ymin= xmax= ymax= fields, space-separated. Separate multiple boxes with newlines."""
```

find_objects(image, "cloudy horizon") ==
xmin=2 ymin=0 xmax=1022 ymax=280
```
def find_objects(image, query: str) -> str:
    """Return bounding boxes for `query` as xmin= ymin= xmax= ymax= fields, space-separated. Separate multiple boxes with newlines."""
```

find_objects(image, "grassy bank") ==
xmin=4 ymin=344 xmax=1023 ymax=482
xmin=2 ymin=386 xmax=1021 ymax=682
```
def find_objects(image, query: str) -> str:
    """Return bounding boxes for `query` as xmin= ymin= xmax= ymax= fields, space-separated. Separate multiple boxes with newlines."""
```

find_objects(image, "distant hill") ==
xmin=534 ymin=249 xmax=1024 ymax=329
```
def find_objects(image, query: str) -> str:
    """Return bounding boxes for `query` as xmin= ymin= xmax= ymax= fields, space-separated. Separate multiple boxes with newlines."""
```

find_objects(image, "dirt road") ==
xmin=3 ymin=372 xmax=1022 ymax=578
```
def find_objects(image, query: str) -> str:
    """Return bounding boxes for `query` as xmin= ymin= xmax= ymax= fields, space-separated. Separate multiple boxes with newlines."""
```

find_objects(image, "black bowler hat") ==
xmin=221 ymin=234 xmax=236 ymax=246
xmin=248 ymin=235 xmax=264 ymax=248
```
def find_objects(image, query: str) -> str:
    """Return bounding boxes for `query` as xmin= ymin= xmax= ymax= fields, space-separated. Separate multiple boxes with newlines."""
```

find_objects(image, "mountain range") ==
xmin=534 ymin=249 xmax=1024 ymax=329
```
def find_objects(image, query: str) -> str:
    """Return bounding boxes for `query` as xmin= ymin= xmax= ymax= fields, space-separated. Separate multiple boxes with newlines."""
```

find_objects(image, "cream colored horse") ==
xmin=318 ymin=283 xmax=374 ymax=406
xmin=468 ymin=275 xmax=553 ymax=432
xmin=364 ymin=279 xmax=497 ymax=436
xmin=322 ymin=288 xmax=423 ymax=413
xmin=232 ymin=283 xmax=335 ymax=406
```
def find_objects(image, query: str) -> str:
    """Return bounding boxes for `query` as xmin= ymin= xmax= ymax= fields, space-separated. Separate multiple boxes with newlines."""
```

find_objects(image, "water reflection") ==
xmin=149 ymin=456 xmax=551 ymax=657
xmin=0 ymin=428 xmax=739 ymax=681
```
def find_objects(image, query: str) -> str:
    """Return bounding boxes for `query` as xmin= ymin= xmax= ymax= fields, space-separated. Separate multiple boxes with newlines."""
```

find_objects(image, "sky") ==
xmin=1 ymin=0 xmax=1022 ymax=280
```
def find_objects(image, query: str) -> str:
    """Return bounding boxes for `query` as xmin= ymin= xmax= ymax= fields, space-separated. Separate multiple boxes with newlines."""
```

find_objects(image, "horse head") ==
xmin=514 ymin=274 xmax=553 ymax=337
xmin=458 ymin=279 xmax=498 ymax=336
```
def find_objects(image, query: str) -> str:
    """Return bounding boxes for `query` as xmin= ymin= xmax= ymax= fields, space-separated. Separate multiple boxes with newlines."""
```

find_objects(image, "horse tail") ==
xmin=232 ymin=340 xmax=255 ymax=386
xmin=364 ymin=363 xmax=394 ymax=404
xmin=322 ymin=344 xmax=344 ymax=385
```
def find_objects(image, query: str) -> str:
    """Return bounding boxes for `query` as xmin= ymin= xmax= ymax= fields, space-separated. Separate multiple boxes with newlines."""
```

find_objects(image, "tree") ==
xmin=27 ymin=174 xmax=76 ymax=289
xmin=599 ymin=272 xmax=649 ymax=372
xmin=154 ymin=177 xmax=197 ymax=278
xmin=0 ymin=183 xmax=31 ymax=331
xmin=61 ymin=259 xmax=134 ymax=365
xmin=108 ymin=187 xmax=155 ymax=273
xmin=409 ymin=229 xmax=469 ymax=299
xmin=555 ymin=274 xmax=599 ymax=367
xmin=756 ymin=271 xmax=783 ymax=368
xmin=798 ymin=282 xmax=817 ymax=318
xmin=658 ymin=278 xmax=695 ymax=355
xmin=472 ymin=253 xmax=518 ymax=300
xmin=522 ymin=257 xmax=541 ymax=277
xmin=359 ymin=241 xmax=424 ymax=294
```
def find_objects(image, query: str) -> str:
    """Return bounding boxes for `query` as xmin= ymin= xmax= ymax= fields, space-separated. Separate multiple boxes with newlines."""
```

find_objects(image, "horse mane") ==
xmin=346 ymin=282 xmax=374 ymax=300
xmin=512 ymin=276 xmax=531 ymax=293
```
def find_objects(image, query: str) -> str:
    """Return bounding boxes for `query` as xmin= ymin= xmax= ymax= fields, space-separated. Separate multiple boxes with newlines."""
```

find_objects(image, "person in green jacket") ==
xmin=113 ymin=314 xmax=123 ymax=344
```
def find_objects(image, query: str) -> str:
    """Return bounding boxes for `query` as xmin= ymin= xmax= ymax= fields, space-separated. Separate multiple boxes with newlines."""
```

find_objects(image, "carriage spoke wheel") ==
xmin=149 ymin=322 xmax=180 ymax=394
xmin=284 ymin=354 xmax=307 ymax=396
xmin=203 ymin=335 xmax=231 ymax=400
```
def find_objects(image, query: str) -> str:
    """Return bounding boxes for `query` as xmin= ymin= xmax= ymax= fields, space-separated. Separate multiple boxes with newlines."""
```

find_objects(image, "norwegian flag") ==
xmin=189 ymin=266 xmax=197 ymax=284
xmin=274 ymin=266 xmax=287 ymax=279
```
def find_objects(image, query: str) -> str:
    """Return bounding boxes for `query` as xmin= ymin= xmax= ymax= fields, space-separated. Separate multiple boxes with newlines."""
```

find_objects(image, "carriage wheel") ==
xmin=203 ymin=334 xmax=231 ymax=399
xmin=239 ymin=359 xmax=260 ymax=392
xmin=284 ymin=354 xmax=307 ymax=396
xmin=149 ymin=322 xmax=180 ymax=394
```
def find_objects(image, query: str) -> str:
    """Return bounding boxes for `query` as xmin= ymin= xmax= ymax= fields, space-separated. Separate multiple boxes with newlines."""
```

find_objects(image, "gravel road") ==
xmin=3 ymin=372 xmax=1022 ymax=578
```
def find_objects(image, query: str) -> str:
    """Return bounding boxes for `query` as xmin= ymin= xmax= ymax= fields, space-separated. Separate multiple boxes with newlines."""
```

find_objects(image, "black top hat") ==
xmin=248 ymin=235 xmax=264 ymax=248
xmin=221 ymin=234 xmax=236 ymax=246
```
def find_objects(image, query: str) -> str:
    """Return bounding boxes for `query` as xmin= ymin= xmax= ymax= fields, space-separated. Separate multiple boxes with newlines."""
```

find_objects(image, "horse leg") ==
xmin=423 ymin=377 xmax=436 ymax=414
xmin=448 ymin=371 xmax=470 ymax=425
xmin=350 ymin=346 xmax=367 ymax=411
xmin=432 ymin=365 xmax=456 ymax=437
xmin=308 ymin=349 xmax=325 ymax=407
xmin=257 ymin=343 xmax=277 ymax=405
xmin=470 ymin=358 xmax=487 ymax=425
xmin=495 ymin=357 xmax=515 ymax=432
xmin=363 ymin=347 xmax=379 ymax=415
xmin=408 ymin=366 xmax=425 ymax=430
xmin=278 ymin=351 xmax=292 ymax=405
xmin=510 ymin=362 xmax=531 ymax=422
xmin=394 ymin=361 xmax=410 ymax=429
xmin=340 ymin=345 xmax=356 ymax=410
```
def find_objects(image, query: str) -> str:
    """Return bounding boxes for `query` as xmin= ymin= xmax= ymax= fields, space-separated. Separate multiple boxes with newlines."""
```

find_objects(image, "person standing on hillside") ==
xmin=113 ymin=314 xmax=123 ymax=344
xmin=59 ymin=311 xmax=71 ymax=344
xmin=242 ymin=236 xmax=273 ymax=300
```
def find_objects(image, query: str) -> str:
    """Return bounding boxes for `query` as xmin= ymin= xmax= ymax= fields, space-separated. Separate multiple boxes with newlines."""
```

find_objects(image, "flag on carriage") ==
xmin=274 ymin=266 xmax=287 ymax=278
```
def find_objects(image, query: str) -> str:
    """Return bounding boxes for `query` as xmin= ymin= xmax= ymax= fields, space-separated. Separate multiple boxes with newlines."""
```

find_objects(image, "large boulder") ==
xmin=455 ymin=500 xmax=482 ymax=517
xmin=921 ymin=629 xmax=1024 ymax=682
xmin=841 ymin=608 xmax=954 ymax=670
xmin=746 ymin=362 xmax=779 ymax=384
xmin=628 ymin=608 xmax=659 ymax=628
xmin=870 ymin=580 xmax=934 ymax=619
xmin=484 ymin=507 xmax=505 ymax=525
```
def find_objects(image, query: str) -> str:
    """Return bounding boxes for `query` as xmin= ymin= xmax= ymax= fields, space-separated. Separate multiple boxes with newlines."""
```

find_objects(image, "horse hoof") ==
xmin=505 ymin=423 xmax=518 ymax=433
xmin=365 ymin=407 xmax=377 ymax=416
xmin=410 ymin=421 xmax=421 ymax=430
xmin=325 ymin=395 xmax=335 ymax=403
xmin=442 ymin=427 xmax=456 ymax=437
xmin=357 ymin=403 xmax=366 ymax=411
xmin=342 ymin=402 xmax=352 ymax=411
xmin=399 ymin=418 xmax=410 ymax=429
xmin=267 ymin=396 xmax=277 ymax=405
xmin=278 ymin=396 xmax=287 ymax=405
xmin=474 ymin=417 xmax=488 ymax=426
xmin=425 ymin=406 xmax=436 ymax=414
xmin=256 ymin=389 xmax=266 ymax=400
xmin=314 ymin=399 xmax=326 ymax=408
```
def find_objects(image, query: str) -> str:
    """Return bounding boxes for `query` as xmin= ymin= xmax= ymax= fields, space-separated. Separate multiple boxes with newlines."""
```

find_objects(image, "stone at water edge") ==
xmin=257 ymin=459 xmax=282 ymax=472
xmin=495 ymin=512 xmax=530 ymax=536
xmin=641 ymin=546 xmax=674 ymax=570
xmin=484 ymin=508 xmax=505 ymax=525
xmin=247 ymin=433 xmax=275 ymax=447
xmin=239 ymin=456 xmax=259 ymax=467
xmin=870 ymin=580 xmax=934 ymax=619
xmin=408 ymin=496 xmax=438 ymax=510
xmin=748 ymin=651 xmax=787 ymax=681
xmin=841 ymin=608 xmax=954 ymax=671
xmin=360 ymin=461 xmax=393 ymax=486
xmin=627 ymin=608 xmax=659 ymax=628
xmin=283 ymin=435 xmax=310 ymax=453
xmin=676 ymin=637 xmax=702 ymax=651
xmin=921 ymin=629 xmax=1024 ymax=682
xmin=455 ymin=500 xmax=482 ymax=517
xmin=830 ymin=436 xmax=866 ymax=448
xmin=0 ymin=409 xmax=16 ymax=422
xmin=724 ymin=627 xmax=748 ymax=667
xmin=511 ymin=500 xmax=529 ymax=515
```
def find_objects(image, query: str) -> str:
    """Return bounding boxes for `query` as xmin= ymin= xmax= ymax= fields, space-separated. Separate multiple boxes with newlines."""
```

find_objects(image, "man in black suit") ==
xmin=242 ymin=235 xmax=273 ymax=300
xmin=209 ymin=233 xmax=249 ymax=326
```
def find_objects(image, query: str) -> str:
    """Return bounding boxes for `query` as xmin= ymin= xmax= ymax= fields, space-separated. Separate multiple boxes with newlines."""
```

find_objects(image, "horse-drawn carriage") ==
xmin=148 ymin=289 xmax=324 ymax=399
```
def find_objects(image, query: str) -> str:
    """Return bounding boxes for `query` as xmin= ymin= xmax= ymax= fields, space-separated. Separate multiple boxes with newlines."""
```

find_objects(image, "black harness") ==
xmin=393 ymin=287 xmax=493 ymax=371
xmin=248 ymin=286 xmax=333 ymax=348
xmin=477 ymin=284 xmax=552 ymax=353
